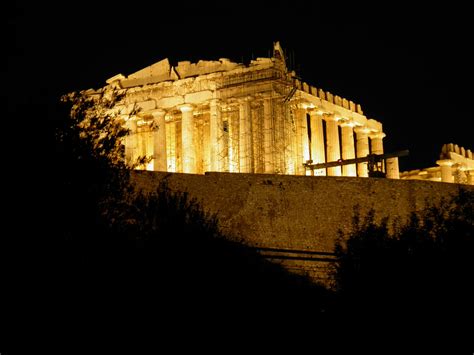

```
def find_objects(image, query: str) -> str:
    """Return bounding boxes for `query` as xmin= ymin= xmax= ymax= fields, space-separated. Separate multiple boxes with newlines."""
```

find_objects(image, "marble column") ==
xmin=209 ymin=99 xmax=222 ymax=172
xmin=436 ymin=159 xmax=454 ymax=183
xmin=467 ymin=171 xmax=473 ymax=185
xmin=354 ymin=126 xmax=371 ymax=177
xmin=166 ymin=119 xmax=177 ymax=172
xmin=151 ymin=109 xmax=167 ymax=172
xmin=340 ymin=120 xmax=356 ymax=177
xmin=324 ymin=114 xmax=341 ymax=176
xmin=228 ymin=111 xmax=239 ymax=172
xmin=301 ymin=108 xmax=310 ymax=176
xmin=239 ymin=97 xmax=253 ymax=173
xmin=309 ymin=110 xmax=326 ymax=176
xmin=370 ymin=132 xmax=385 ymax=155
xmin=124 ymin=118 xmax=137 ymax=166
xmin=179 ymin=104 xmax=195 ymax=174
xmin=263 ymin=95 xmax=274 ymax=173
xmin=386 ymin=158 xmax=400 ymax=179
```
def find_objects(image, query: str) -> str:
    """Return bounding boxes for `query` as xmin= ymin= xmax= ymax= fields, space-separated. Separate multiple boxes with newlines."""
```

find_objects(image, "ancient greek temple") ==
xmin=103 ymin=42 xmax=398 ymax=178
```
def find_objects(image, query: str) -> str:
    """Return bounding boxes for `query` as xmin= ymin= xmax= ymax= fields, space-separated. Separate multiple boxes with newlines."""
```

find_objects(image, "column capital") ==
xmin=323 ymin=113 xmax=337 ymax=122
xmin=339 ymin=118 xmax=356 ymax=127
xmin=354 ymin=126 xmax=371 ymax=135
xmin=150 ymin=109 xmax=166 ymax=118
xmin=259 ymin=91 xmax=273 ymax=99
xmin=178 ymin=104 xmax=194 ymax=113
xmin=436 ymin=159 xmax=454 ymax=167
xmin=308 ymin=108 xmax=324 ymax=117
xmin=237 ymin=95 xmax=253 ymax=103
xmin=208 ymin=99 xmax=222 ymax=109
xmin=369 ymin=132 xmax=386 ymax=140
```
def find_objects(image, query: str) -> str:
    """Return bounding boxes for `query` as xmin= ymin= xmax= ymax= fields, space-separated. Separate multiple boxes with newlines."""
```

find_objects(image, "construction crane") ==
xmin=303 ymin=150 xmax=410 ymax=178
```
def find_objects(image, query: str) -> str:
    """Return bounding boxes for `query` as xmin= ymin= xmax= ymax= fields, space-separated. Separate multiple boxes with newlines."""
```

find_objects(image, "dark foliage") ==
xmin=1 ymin=89 xmax=334 ymax=352
xmin=334 ymin=190 xmax=474 ymax=344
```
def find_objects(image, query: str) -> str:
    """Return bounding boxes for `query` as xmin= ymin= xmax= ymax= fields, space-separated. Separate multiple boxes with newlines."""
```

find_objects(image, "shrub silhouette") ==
xmin=334 ymin=189 xmax=474 ymax=321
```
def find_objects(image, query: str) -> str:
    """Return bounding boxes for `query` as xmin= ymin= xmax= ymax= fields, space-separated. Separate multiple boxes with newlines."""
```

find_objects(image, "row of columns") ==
xmin=125 ymin=100 xmax=397 ymax=179
xmin=304 ymin=112 xmax=393 ymax=178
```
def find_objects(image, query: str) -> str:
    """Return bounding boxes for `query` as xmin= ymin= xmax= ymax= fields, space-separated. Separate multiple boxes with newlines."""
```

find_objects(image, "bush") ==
xmin=334 ymin=189 xmax=474 ymax=320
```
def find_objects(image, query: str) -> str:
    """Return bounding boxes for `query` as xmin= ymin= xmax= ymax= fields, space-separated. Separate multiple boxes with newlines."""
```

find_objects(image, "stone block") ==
xmin=185 ymin=91 xmax=213 ymax=104
xmin=318 ymin=89 xmax=326 ymax=100
xmin=157 ymin=96 xmax=185 ymax=109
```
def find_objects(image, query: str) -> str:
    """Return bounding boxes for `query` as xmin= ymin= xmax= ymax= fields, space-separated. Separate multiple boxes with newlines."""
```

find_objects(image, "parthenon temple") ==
xmin=102 ymin=41 xmax=399 ymax=178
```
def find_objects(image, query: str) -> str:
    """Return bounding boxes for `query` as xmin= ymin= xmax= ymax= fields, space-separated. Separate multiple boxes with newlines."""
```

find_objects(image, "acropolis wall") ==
xmin=98 ymin=42 xmax=398 ymax=178
xmin=132 ymin=171 xmax=471 ymax=283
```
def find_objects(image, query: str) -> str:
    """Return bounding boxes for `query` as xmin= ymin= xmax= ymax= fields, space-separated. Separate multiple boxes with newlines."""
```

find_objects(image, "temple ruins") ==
xmin=100 ymin=41 xmax=398 ymax=178
xmin=401 ymin=143 xmax=474 ymax=185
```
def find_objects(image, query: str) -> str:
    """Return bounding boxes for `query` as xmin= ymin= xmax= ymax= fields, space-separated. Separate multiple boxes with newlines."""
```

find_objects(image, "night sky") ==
xmin=8 ymin=1 xmax=473 ymax=171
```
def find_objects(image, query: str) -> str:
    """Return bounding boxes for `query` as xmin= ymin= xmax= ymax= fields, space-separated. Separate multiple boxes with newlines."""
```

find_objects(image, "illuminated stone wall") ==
xmin=401 ymin=143 xmax=474 ymax=185
xmin=98 ymin=42 xmax=396 ymax=178
xmin=132 ymin=171 xmax=471 ymax=283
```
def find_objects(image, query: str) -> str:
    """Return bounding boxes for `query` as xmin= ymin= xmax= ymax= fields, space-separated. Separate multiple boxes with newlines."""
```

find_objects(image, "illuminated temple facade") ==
xmin=102 ymin=42 xmax=399 ymax=178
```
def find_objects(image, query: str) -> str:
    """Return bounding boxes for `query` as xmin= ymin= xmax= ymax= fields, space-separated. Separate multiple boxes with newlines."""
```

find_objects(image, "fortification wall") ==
xmin=131 ymin=171 xmax=471 ymax=282
xmin=132 ymin=171 xmax=469 ymax=250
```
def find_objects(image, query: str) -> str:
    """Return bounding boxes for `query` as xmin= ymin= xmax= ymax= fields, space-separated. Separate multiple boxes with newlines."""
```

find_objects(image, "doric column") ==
xmin=340 ymin=120 xmax=356 ymax=177
xmin=209 ymin=99 xmax=222 ymax=172
xmin=354 ymin=126 xmax=371 ymax=177
xmin=294 ymin=107 xmax=303 ymax=175
xmin=228 ymin=111 xmax=239 ymax=172
xmin=370 ymin=132 xmax=386 ymax=155
xmin=467 ymin=171 xmax=473 ymax=185
xmin=179 ymin=104 xmax=195 ymax=174
xmin=166 ymin=118 xmax=177 ymax=172
xmin=386 ymin=158 xmax=400 ymax=179
xmin=324 ymin=113 xmax=341 ymax=176
xmin=151 ymin=109 xmax=167 ymax=172
xmin=239 ymin=97 xmax=253 ymax=173
xmin=436 ymin=159 xmax=454 ymax=183
xmin=263 ymin=95 xmax=274 ymax=173
xmin=309 ymin=110 xmax=326 ymax=176
xmin=124 ymin=117 xmax=137 ymax=166
xmin=294 ymin=106 xmax=308 ymax=175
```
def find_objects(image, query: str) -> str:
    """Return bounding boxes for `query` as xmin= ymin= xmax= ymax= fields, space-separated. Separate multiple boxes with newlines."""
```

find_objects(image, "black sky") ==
xmin=8 ymin=0 xmax=473 ymax=171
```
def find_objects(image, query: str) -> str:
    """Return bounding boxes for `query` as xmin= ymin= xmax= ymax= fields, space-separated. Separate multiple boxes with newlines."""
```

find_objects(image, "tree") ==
xmin=52 ymin=89 xmax=145 ymax=244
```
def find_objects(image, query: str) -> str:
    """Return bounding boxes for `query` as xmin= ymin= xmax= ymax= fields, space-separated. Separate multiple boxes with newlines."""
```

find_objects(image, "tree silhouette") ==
xmin=42 ymin=88 xmax=333 ymax=340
